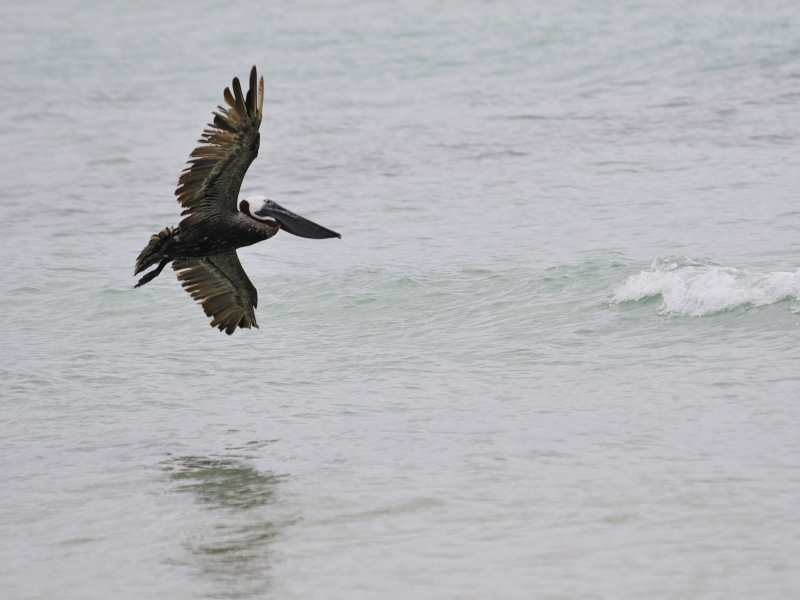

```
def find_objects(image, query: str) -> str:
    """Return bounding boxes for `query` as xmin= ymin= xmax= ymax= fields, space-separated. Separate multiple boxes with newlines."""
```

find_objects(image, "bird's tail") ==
xmin=134 ymin=225 xmax=176 ymax=287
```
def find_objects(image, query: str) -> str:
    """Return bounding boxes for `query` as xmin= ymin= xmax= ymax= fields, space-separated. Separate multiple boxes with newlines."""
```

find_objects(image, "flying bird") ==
xmin=134 ymin=66 xmax=340 ymax=334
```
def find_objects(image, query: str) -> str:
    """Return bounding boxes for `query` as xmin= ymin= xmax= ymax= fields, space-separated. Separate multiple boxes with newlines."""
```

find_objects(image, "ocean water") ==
xmin=2 ymin=1 xmax=800 ymax=598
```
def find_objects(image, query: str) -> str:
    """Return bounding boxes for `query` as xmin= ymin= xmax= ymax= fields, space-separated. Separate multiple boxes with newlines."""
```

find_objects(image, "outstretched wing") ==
xmin=175 ymin=66 xmax=265 ymax=229
xmin=173 ymin=250 xmax=259 ymax=335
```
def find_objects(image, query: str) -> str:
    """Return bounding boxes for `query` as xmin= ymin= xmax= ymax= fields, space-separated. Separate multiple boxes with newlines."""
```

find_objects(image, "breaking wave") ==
xmin=611 ymin=258 xmax=800 ymax=316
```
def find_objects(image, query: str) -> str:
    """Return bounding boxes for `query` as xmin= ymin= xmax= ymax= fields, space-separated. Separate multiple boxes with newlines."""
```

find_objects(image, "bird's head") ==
xmin=239 ymin=196 xmax=272 ymax=221
xmin=240 ymin=195 xmax=341 ymax=239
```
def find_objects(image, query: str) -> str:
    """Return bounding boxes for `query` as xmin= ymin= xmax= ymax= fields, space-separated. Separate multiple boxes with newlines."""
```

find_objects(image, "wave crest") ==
xmin=611 ymin=258 xmax=800 ymax=316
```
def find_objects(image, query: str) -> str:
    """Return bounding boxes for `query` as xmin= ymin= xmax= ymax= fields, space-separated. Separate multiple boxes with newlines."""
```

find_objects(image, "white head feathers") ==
xmin=240 ymin=195 xmax=270 ymax=220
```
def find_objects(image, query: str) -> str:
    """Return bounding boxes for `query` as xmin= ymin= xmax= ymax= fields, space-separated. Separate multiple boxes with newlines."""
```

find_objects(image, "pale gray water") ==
xmin=2 ymin=1 xmax=800 ymax=598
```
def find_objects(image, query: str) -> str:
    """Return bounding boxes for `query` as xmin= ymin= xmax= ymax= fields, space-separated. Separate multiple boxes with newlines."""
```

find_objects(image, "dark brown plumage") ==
xmin=173 ymin=251 xmax=258 ymax=335
xmin=134 ymin=66 xmax=340 ymax=334
xmin=175 ymin=66 xmax=263 ymax=230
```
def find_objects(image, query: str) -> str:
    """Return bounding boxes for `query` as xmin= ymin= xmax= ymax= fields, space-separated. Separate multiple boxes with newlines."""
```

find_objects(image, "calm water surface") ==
xmin=2 ymin=1 xmax=800 ymax=598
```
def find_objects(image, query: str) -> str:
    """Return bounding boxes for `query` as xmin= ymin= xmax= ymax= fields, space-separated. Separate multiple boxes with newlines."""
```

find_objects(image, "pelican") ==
xmin=134 ymin=66 xmax=340 ymax=334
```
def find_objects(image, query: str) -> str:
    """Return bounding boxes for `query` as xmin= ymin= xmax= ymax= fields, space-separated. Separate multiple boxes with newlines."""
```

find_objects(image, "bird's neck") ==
xmin=239 ymin=213 xmax=280 ymax=244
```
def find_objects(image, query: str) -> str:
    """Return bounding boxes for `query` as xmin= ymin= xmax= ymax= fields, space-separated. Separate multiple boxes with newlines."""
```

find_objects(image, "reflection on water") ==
xmin=161 ymin=456 xmax=288 ymax=599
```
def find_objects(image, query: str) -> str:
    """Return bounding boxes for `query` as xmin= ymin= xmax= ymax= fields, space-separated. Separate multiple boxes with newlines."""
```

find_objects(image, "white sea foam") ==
xmin=611 ymin=258 xmax=800 ymax=316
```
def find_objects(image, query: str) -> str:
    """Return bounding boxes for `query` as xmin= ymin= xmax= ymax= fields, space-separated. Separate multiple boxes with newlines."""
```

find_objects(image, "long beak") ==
xmin=254 ymin=201 xmax=341 ymax=239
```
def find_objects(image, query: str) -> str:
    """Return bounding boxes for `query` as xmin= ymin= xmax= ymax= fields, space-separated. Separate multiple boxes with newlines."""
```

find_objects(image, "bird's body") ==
xmin=134 ymin=67 xmax=340 ymax=334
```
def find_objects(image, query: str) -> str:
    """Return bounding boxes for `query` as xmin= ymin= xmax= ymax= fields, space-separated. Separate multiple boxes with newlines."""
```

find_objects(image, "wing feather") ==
xmin=176 ymin=66 xmax=264 ymax=229
xmin=173 ymin=250 xmax=259 ymax=335
xmin=232 ymin=77 xmax=247 ymax=115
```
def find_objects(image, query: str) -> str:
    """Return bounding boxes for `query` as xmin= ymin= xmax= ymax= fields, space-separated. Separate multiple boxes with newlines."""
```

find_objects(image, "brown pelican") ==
xmin=134 ymin=66 xmax=340 ymax=334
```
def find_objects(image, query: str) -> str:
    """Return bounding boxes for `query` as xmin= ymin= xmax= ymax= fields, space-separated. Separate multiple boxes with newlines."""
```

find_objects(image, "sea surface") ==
xmin=2 ymin=1 xmax=800 ymax=598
